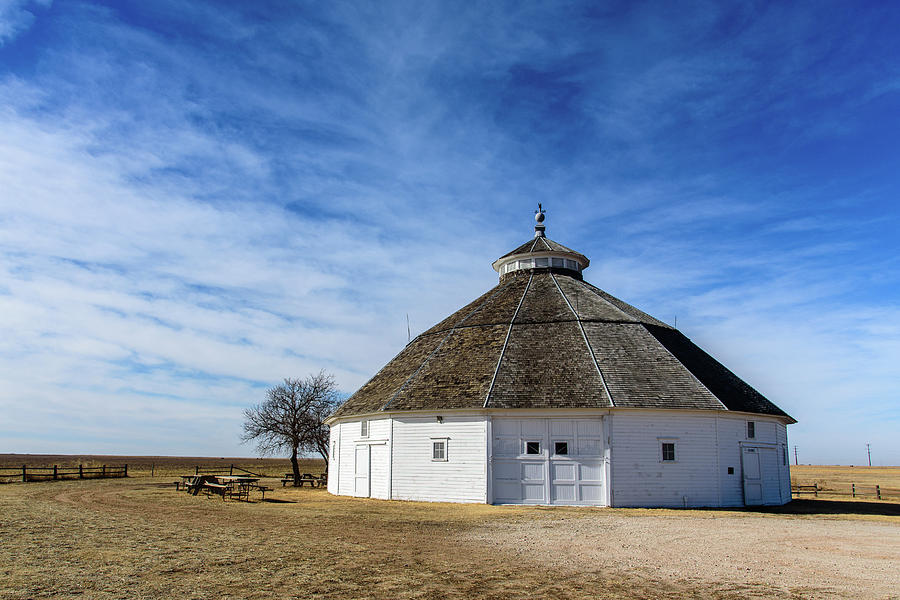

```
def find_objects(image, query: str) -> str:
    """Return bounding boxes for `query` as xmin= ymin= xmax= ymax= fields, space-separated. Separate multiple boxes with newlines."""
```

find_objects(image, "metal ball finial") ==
xmin=535 ymin=203 xmax=545 ymax=222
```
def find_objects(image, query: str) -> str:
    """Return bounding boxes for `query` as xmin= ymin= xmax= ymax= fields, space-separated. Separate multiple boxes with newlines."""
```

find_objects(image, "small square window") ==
xmin=661 ymin=442 xmax=676 ymax=462
xmin=747 ymin=421 xmax=755 ymax=439
xmin=727 ymin=466 xmax=734 ymax=475
xmin=554 ymin=442 xmax=569 ymax=456
xmin=535 ymin=257 xmax=549 ymax=267
xmin=360 ymin=420 xmax=368 ymax=438
xmin=525 ymin=441 xmax=541 ymax=455
xmin=432 ymin=440 xmax=447 ymax=461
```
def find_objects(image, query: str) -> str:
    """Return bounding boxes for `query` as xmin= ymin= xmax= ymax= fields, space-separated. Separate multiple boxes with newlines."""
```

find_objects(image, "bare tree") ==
xmin=241 ymin=371 xmax=340 ymax=484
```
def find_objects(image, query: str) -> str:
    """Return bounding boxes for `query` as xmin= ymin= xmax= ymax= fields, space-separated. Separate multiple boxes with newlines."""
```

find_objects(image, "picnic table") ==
xmin=177 ymin=474 xmax=268 ymax=501
xmin=281 ymin=472 xmax=327 ymax=487
xmin=213 ymin=476 xmax=259 ymax=502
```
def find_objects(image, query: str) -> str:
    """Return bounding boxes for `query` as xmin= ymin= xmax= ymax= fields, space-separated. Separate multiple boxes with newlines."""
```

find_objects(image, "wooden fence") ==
xmin=0 ymin=464 xmax=127 ymax=483
xmin=791 ymin=483 xmax=899 ymax=501
xmin=194 ymin=464 xmax=269 ymax=477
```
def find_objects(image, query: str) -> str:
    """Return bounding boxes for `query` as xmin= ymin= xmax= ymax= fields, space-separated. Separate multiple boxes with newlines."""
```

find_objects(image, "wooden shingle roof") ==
xmin=332 ymin=240 xmax=794 ymax=422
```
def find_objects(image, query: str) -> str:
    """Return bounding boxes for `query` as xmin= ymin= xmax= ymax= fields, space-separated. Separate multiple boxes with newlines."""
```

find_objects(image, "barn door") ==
xmin=354 ymin=445 xmax=370 ymax=498
xmin=491 ymin=418 xmax=605 ymax=505
xmin=741 ymin=446 xmax=763 ymax=505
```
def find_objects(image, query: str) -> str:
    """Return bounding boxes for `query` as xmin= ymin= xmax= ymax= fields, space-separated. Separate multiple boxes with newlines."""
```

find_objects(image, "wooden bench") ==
xmin=281 ymin=473 xmax=323 ymax=487
xmin=203 ymin=482 xmax=228 ymax=499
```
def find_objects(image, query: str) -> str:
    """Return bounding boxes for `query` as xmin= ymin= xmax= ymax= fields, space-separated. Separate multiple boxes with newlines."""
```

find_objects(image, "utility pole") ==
xmin=866 ymin=443 xmax=872 ymax=467
xmin=793 ymin=445 xmax=798 ymax=466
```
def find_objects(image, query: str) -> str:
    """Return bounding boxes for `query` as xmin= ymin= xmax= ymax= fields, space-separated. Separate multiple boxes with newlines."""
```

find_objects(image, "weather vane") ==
xmin=534 ymin=203 xmax=546 ymax=237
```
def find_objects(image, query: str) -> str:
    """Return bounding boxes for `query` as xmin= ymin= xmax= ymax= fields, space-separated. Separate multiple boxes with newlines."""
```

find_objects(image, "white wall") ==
xmin=715 ymin=416 xmax=743 ymax=506
xmin=331 ymin=417 xmax=390 ymax=497
xmin=716 ymin=414 xmax=791 ymax=506
xmin=328 ymin=410 xmax=791 ymax=507
xmin=391 ymin=415 xmax=487 ymax=503
xmin=610 ymin=412 xmax=719 ymax=507
xmin=776 ymin=422 xmax=791 ymax=503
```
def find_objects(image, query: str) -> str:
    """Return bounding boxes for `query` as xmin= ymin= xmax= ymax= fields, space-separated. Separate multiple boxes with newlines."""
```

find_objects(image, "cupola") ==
xmin=491 ymin=204 xmax=590 ymax=280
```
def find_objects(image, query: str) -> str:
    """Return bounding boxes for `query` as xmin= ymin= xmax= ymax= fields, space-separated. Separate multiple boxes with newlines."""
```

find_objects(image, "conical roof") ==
xmin=333 ymin=217 xmax=793 ymax=422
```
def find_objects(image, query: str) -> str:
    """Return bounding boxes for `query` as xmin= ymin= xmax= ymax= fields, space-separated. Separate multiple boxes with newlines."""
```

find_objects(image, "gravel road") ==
xmin=459 ymin=509 xmax=900 ymax=599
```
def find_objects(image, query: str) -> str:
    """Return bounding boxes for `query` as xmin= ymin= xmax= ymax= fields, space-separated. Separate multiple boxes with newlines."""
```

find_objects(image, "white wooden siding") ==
xmin=391 ymin=415 xmax=486 ymax=503
xmin=333 ymin=418 xmax=390 ymax=497
xmin=716 ymin=416 xmax=745 ymax=506
xmin=776 ymin=422 xmax=791 ymax=502
xmin=370 ymin=443 xmax=390 ymax=499
xmin=327 ymin=424 xmax=339 ymax=494
xmin=328 ymin=410 xmax=791 ymax=508
xmin=610 ymin=413 xmax=719 ymax=507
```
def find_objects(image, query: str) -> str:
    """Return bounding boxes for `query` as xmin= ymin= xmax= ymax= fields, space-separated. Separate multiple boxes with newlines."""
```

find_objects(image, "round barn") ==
xmin=326 ymin=210 xmax=795 ymax=507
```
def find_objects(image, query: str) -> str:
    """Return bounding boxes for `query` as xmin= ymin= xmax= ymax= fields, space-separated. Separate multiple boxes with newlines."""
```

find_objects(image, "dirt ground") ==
xmin=1 ymin=478 xmax=898 ymax=599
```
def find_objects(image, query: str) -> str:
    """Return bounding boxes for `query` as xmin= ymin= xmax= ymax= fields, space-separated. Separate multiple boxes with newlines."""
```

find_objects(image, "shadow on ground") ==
xmin=738 ymin=499 xmax=900 ymax=517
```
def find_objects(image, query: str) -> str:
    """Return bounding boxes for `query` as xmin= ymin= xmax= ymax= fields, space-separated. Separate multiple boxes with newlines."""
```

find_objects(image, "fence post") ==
xmin=230 ymin=464 xmax=234 ymax=476
xmin=102 ymin=465 xmax=106 ymax=478
xmin=851 ymin=483 xmax=855 ymax=498
xmin=814 ymin=483 xmax=818 ymax=497
xmin=22 ymin=464 xmax=26 ymax=482
xmin=79 ymin=464 xmax=84 ymax=479
xmin=151 ymin=464 xmax=154 ymax=477
xmin=53 ymin=465 xmax=58 ymax=480
xmin=123 ymin=464 xmax=127 ymax=478
xmin=876 ymin=485 xmax=881 ymax=500
xmin=196 ymin=465 xmax=199 ymax=476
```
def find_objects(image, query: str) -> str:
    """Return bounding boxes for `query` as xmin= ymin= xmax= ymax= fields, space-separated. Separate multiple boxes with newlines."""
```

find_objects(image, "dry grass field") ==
xmin=792 ymin=464 xmax=900 ymax=499
xmin=1 ymin=459 xmax=899 ymax=599
xmin=0 ymin=453 xmax=322 ymax=479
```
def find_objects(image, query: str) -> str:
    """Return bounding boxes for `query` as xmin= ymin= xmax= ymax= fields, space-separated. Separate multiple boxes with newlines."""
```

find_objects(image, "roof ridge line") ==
xmin=581 ymin=280 xmax=672 ymax=328
xmin=574 ymin=281 xmax=635 ymax=321
xmin=484 ymin=273 xmax=533 ymax=409
xmin=381 ymin=279 xmax=514 ymax=412
xmin=643 ymin=325 xmax=729 ymax=411
xmin=550 ymin=272 xmax=615 ymax=408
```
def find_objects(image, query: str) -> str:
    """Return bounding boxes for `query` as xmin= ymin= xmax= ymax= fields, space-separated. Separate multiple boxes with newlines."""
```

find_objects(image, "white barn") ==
xmin=326 ymin=211 xmax=795 ymax=507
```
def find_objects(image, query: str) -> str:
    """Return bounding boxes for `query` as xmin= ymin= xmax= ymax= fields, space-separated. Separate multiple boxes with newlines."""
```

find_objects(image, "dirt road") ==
xmin=1 ymin=479 xmax=897 ymax=599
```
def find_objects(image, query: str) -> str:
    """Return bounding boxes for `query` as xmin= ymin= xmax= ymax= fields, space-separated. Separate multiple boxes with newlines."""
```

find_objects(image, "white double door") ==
xmin=492 ymin=418 xmax=605 ymax=505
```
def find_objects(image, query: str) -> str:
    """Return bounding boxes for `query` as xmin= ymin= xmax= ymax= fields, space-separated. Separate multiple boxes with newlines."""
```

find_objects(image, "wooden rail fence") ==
xmin=791 ymin=483 xmax=898 ymax=501
xmin=0 ymin=464 xmax=127 ymax=483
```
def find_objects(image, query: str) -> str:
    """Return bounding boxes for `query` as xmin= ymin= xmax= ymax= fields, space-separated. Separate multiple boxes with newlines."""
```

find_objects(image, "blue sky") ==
xmin=0 ymin=0 xmax=898 ymax=464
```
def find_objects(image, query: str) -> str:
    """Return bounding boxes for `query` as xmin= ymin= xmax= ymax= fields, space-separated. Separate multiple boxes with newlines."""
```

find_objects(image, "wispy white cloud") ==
xmin=0 ymin=1 xmax=897 ymax=463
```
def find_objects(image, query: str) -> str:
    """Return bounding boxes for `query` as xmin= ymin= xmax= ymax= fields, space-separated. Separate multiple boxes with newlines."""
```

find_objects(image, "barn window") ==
xmin=535 ymin=257 xmax=549 ymax=267
xmin=747 ymin=421 xmax=755 ymax=439
xmin=554 ymin=441 xmax=569 ymax=456
xmin=661 ymin=442 xmax=676 ymax=462
xmin=525 ymin=441 xmax=541 ymax=455
xmin=552 ymin=257 xmax=564 ymax=267
xmin=432 ymin=439 xmax=447 ymax=461
xmin=360 ymin=420 xmax=369 ymax=438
